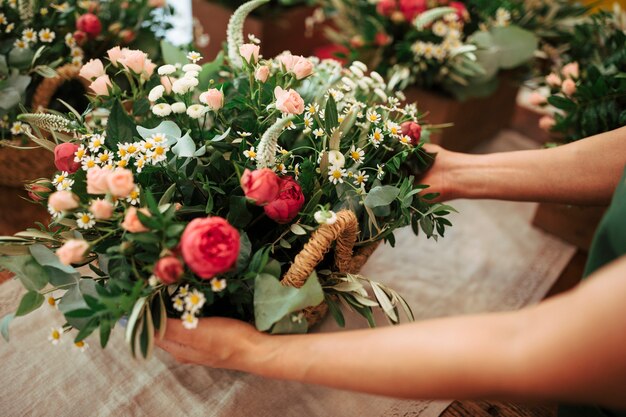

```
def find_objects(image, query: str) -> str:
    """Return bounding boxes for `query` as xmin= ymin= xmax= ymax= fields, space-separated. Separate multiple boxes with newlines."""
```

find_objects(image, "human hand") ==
xmin=155 ymin=317 xmax=264 ymax=369
xmin=419 ymin=143 xmax=461 ymax=202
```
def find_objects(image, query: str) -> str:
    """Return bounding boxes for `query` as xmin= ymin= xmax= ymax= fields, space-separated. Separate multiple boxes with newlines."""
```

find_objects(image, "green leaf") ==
xmin=324 ymin=95 xmax=339 ymax=132
xmin=158 ymin=183 xmax=177 ymax=206
xmin=106 ymin=100 xmax=136 ymax=148
xmin=0 ymin=255 xmax=49 ymax=291
xmin=132 ymin=98 xmax=151 ymax=116
xmin=227 ymin=196 xmax=253 ymax=228
xmin=15 ymin=291 xmax=45 ymax=317
xmin=254 ymin=272 xmax=324 ymax=331
xmin=58 ymin=280 xmax=98 ymax=330
xmin=1 ymin=313 xmax=14 ymax=342
xmin=548 ymin=95 xmax=577 ymax=112
xmin=270 ymin=314 xmax=308 ymax=334
xmin=489 ymin=25 xmax=538 ymax=70
xmin=125 ymin=297 xmax=147 ymax=345
xmin=235 ymin=233 xmax=252 ymax=273
xmin=290 ymin=224 xmax=307 ymax=236
xmin=172 ymin=132 xmax=199 ymax=157
xmin=364 ymin=186 xmax=400 ymax=208
xmin=100 ymin=319 xmax=112 ymax=348
xmin=161 ymin=40 xmax=188 ymax=66
xmin=325 ymin=296 xmax=345 ymax=328
xmin=29 ymin=244 xmax=77 ymax=274
xmin=137 ymin=120 xmax=182 ymax=144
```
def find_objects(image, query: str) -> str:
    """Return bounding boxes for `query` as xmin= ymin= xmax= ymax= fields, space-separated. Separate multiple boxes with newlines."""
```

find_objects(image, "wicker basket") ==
xmin=0 ymin=65 xmax=89 ymax=187
xmin=280 ymin=210 xmax=379 ymax=326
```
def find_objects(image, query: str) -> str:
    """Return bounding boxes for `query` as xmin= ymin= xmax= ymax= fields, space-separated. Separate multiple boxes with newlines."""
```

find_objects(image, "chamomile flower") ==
xmin=123 ymin=142 xmax=140 ymax=158
xmin=48 ymin=327 xmax=64 ymax=345
xmin=73 ymin=340 xmax=89 ymax=352
xmin=13 ymin=38 xmax=27 ymax=51
xmin=327 ymin=88 xmax=344 ymax=102
xmin=349 ymin=146 xmax=365 ymax=163
xmin=140 ymin=139 xmax=155 ymax=153
xmin=5 ymin=23 xmax=15 ymax=34
xmin=353 ymin=170 xmax=369 ymax=187
xmin=47 ymin=296 xmax=58 ymax=309
xmin=376 ymin=164 xmax=386 ymax=180
xmin=275 ymin=163 xmax=287 ymax=175
xmin=74 ymin=144 xmax=87 ymax=162
xmin=76 ymin=212 xmax=95 ymax=229
xmin=38 ymin=28 xmax=55 ymax=43
xmin=328 ymin=165 xmax=347 ymax=185
xmin=116 ymin=159 xmax=129 ymax=168
xmin=186 ymin=51 xmax=203 ymax=63
xmin=10 ymin=121 xmax=25 ymax=135
xmin=52 ymin=171 xmax=69 ymax=187
xmin=0 ymin=13 xmax=6 ymax=25
xmin=369 ymin=128 xmax=384 ymax=147
xmin=148 ymin=143 xmax=168 ymax=164
xmin=328 ymin=150 xmax=345 ymax=167
xmin=237 ymin=131 xmax=252 ymax=138
xmin=172 ymin=296 xmax=185 ymax=312
xmin=178 ymin=284 xmax=190 ymax=297
xmin=312 ymin=128 xmax=325 ymax=138
xmin=97 ymin=150 xmax=113 ymax=165
xmin=70 ymin=47 xmax=83 ymax=59
xmin=22 ymin=28 xmax=37 ymax=43
xmin=284 ymin=120 xmax=297 ymax=130
xmin=211 ymin=278 xmax=227 ymax=292
xmin=306 ymin=103 xmax=319 ymax=114
xmin=126 ymin=187 xmax=141 ymax=205
xmin=48 ymin=205 xmax=62 ymax=219
xmin=386 ymin=121 xmax=401 ymax=137
xmin=64 ymin=32 xmax=76 ymax=47
xmin=243 ymin=146 xmax=257 ymax=160
xmin=135 ymin=155 xmax=147 ymax=173
xmin=366 ymin=110 xmax=381 ymax=124
xmin=432 ymin=20 xmax=449 ymax=37
xmin=58 ymin=178 xmax=74 ymax=191
xmin=399 ymin=135 xmax=412 ymax=146
xmin=81 ymin=156 xmax=97 ymax=171
xmin=303 ymin=114 xmax=314 ymax=130
xmin=88 ymin=134 xmax=105 ymax=152
xmin=185 ymin=289 xmax=206 ymax=313
xmin=181 ymin=312 xmax=198 ymax=329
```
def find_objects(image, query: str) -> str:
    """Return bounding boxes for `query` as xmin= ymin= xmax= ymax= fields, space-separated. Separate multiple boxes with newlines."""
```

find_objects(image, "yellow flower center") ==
xmin=75 ymin=341 xmax=85 ymax=348
xmin=117 ymin=160 xmax=127 ymax=167
xmin=47 ymin=297 xmax=56 ymax=306
xmin=99 ymin=154 xmax=109 ymax=162
xmin=76 ymin=149 xmax=85 ymax=159
xmin=130 ymin=191 xmax=139 ymax=199
xmin=332 ymin=171 xmax=342 ymax=179
xmin=374 ymin=132 xmax=381 ymax=140
xmin=93 ymin=140 xmax=101 ymax=147
xmin=144 ymin=142 xmax=154 ymax=150
xmin=118 ymin=149 xmax=127 ymax=157
xmin=127 ymin=145 xmax=137 ymax=154
xmin=81 ymin=214 xmax=90 ymax=223
xmin=51 ymin=330 xmax=60 ymax=340
xmin=86 ymin=160 xmax=95 ymax=168
xmin=351 ymin=151 xmax=361 ymax=160
xmin=185 ymin=315 xmax=194 ymax=323
xmin=154 ymin=146 xmax=164 ymax=156
xmin=190 ymin=294 xmax=199 ymax=305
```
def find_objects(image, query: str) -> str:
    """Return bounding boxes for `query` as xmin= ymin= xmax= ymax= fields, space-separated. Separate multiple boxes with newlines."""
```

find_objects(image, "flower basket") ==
xmin=0 ymin=65 xmax=89 ymax=188
xmin=532 ymin=203 xmax=607 ymax=252
xmin=192 ymin=0 xmax=328 ymax=61
xmin=404 ymin=75 xmax=520 ymax=152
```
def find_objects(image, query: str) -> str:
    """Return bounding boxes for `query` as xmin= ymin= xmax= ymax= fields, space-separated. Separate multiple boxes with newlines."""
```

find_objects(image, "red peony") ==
xmin=399 ymin=0 xmax=428 ymax=22
xmin=76 ymin=13 xmax=102 ymax=38
xmin=401 ymin=121 xmax=422 ymax=145
xmin=376 ymin=0 xmax=397 ymax=17
xmin=375 ymin=32 xmax=392 ymax=46
xmin=154 ymin=256 xmax=184 ymax=285
xmin=264 ymin=177 xmax=305 ymax=224
xmin=180 ymin=217 xmax=240 ymax=280
xmin=54 ymin=143 xmax=80 ymax=173
xmin=240 ymin=168 xmax=281 ymax=205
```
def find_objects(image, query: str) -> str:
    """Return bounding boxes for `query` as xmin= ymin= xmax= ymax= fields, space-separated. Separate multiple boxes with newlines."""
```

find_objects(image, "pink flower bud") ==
xmin=199 ymin=88 xmax=224 ymax=111
xmin=57 ymin=239 xmax=90 ymax=265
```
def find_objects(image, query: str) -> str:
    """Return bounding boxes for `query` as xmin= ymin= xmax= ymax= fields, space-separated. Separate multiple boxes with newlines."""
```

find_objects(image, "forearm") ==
xmin=447 ymin=126 xmax=626 ymax=204
xmin=242 ymin=313 xmax=527 ymax=399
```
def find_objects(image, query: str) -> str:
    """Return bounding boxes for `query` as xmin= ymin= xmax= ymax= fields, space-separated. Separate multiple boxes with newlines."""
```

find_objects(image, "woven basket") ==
xmin=280 ymin=210 xmax=379 ymax=326
xmin=0 ymin=65 xmax=89 ymax=187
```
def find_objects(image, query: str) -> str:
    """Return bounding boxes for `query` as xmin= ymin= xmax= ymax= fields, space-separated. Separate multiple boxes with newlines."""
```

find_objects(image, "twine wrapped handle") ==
xmin=280 ymin=210 xmax=379 ymax=325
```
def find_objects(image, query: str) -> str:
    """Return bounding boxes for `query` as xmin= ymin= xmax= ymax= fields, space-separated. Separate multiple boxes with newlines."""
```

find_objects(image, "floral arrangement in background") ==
xmin=0 ymin=0 xmax=173 ymax=140
xmin=208 ymin=0 xmax=311 ymax=12
xmin=529 ymin=7 xmax=626 ymax=142
xmin=0 ymin=0 xmax=453 ymax=358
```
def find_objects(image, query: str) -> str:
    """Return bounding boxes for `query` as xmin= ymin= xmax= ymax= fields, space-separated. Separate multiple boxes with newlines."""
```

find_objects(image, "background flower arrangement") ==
xmin=0 ymin=0 xmax=173 ymax=141
xmin=530 ymin=7 xmax=626 ymax=142
xmin=0 ymin=0 xmax=453 ymax=358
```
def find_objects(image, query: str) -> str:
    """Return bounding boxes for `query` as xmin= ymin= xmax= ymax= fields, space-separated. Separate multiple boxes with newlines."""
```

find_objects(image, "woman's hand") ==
xmin=420 ymin=143 xmax=465 ymax=202
xmin=155 ymin=317 xmax=264 ymax=369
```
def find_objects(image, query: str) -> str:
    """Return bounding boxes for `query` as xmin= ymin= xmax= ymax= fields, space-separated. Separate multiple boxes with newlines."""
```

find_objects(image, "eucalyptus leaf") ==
xmin=270 ymin=313 xmax=308 ymax=334
xmin=29 ymin=244 xmax=77 ymax=274
xmin=137 ymin=120 xmax=182 ymax=145
xmin=1 ymin=313 xmax=14 ymax=342
xmin=172 ymin=132 xmax=198 ymax=157
xmin=15 ymin=291 xmax=44 ymax=317
xmin=0 ymin=255 xmax=49 ymax=291
xmin=364 ymin=186 xmax=400 ymax=208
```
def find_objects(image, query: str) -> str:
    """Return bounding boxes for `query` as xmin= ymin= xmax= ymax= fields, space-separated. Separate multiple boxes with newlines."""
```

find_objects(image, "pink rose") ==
xmin=86 ymin=167 xmax=111 ymax=195
xmin=561 ymin=62 xmax=579 ymax=79
xmin=106 ymin=168 xmax=135 ymax=198
xmin=54 ymin=142 xmax=80 ymax=173
xmin=161 ymin=76 xmax=174 ymax=94
xmin=546 ymin=72 xmax=561 ymax=88
xmin=399 ymin=0 xmax=427 ymax=22
xmin=48 ymin=191 xmax=79 ymax=212
xmin=79 ymin=59 xmax=105 ymax=81
xmin=255 ymin=65 xmax=270 ymax=83
xmin=264 ymin=177 xmax=305 ymax=224
xmin=57 ymin=239 xmax=90 ymax=266
xmin=539 ymin=115 xmax=556 ymax=132
xmin=89 ymin=75 xmax=112 ymax=96
xmin=376 ymin=0 xmax=397 ymax=16
xmin=76 ymin=13 xmax=102 ymax=38
xmin=89 ymin=199 xmax=114 ymax=220
xmin=118 ymin=49 xmax=154 ymax=78
xmin=561 ymin=78 xmax=577 ymax=96
xmin=107 ymin=46 xmax=124 ymax=66
xmin=401 ymin=121 xmax=422 ymax=145
xmin=180 ymin=217 xmax=240 ymax=279
xmin=274 ymin=86 xmax=304 ymax=115
xmin=292 ymin=56 xmax=314 ymax=80
xmin=239 ymin=43 xmax=260 ymax=64
xmin=121 ymin=207 xmax=151 ymax=233
xmin=240 ymin=168 xmax=281 ymax=205
xmin=154 ymin=256 xmax=184 ymax=284
xmin=199 ymin=88 xmax=224 ymax=111
xmin=528 ymin=91 xmax=547 ymax=106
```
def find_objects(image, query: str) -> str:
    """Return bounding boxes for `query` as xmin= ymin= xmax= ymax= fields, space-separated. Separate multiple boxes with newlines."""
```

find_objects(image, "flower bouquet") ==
xmin=0 ymin=0 xmax=453 ymax=359
xmin=0 ymin=0 xmax=173 ymax=186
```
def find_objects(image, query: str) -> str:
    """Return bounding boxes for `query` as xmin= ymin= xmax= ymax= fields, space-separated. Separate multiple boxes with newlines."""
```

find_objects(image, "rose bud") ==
xmin=239 ymin=43 xmax=260 ymax=64
xmin=561 ymin=62 xmax=579 ymax=79
xmin=154 ymin=256 xmax=184 ymax=285
xmin=539 ymin=115 xmax=556 ymax=132
xmin=57 ymin=239 xmax=90 ymax=266
xmin=106 ymin=168 xmax=135 ymax=198
xmin=375 ymin=32 xmax=392 ymax=46
xmin=399 ymin=0 xmax=428 ymax=22
xmin=274 ymin=86 xmax=305 ymax=115
xmin=121 ymin=207 xmax=151 ymax=233
xmin=180 ymin=217 xmax=240 ymax=279
xmin=119 ymin=29 xmax=136 ymax=44
xmin=561 ymin=78 xmax=577 ymax=96
xmin=89 ymin=74 xmax=113 ymax=96
xmin=264 ymin=176 xmax=305 ymax=224
xmin=401 ymin=121 xmax=422 ymax=145
xmin=26 ymin=180 xmax=53 ymax=202
xmin=73 ymin=30 xmax=88 ymax=46
xmin=255 ymin=65 xmax=270 ymax=83
xmin=48 ymin=191 xmax=80 ymax=212
xmin=89 ymin=199 xmax=114 ymax=220
xmin=240 ymin=168 xmax=281 ymax=205
xmin=54 ymin=142 xmax=81 ymax=173
xmin=199 ymin=88 xmax=224 ymax=111
xmin=79 ymin=58 xmax=105 ymax=81
xmin=76 ymin=13 xmax=102 ymax=38
xmin=376 ymin=0 xmax=397 ymax=16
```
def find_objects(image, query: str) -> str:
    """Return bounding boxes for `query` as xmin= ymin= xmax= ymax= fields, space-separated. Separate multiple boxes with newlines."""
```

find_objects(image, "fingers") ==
xmin=155 ymin=337 xmax=208 ymax=366
xmin=422 ymin=143 xmax=443 ymax=154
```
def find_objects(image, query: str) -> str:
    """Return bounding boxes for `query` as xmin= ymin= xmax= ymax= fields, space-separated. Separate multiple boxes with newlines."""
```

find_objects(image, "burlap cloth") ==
xmin=0 ymin=132 xmax=576 ymax=416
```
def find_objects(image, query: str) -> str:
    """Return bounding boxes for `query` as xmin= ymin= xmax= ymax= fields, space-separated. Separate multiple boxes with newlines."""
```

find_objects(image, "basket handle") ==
xmin=31 ymin=65 xmax=90 ymax=112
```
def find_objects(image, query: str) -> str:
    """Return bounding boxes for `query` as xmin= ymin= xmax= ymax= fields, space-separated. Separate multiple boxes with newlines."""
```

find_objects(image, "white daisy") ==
xmin=312 ymin=128 xmax=325 ymax=138
xmin=184 ymin=289 xmax=206 ymax=313
xmin=150 ymin=133 xmax=167 ymax=144
xmin=139 ymin=139 xmax=155 ymax=154
xmin=306 ymin=103 xmax=319 ymax=115
xmin=135 ymin=155 xmax=147 ymax=173
xmin=211 ymin=278 xmax=227 ymax=292
xmin=366 ymin=110 xmax=381 ymax=124
xmin=64 ymin=32 xmax=76 ymax=47
xmin=369 ymin=128 xmax=384 ymax=147
xmin=353 ymin=170 xmax=369 ymax=187
xmin=52 ymin=171 xmax=69 ymax=187
xmin=126 ymin=186 xmax=141 ymax=205
xmin=386 ymin=121 xmax=401 ymax=137
xmin=22 ymin=27 xmax=37 ymax=43
xmin=13 ymin=38 xmax=27 ymax=50
xmin=88 ymin=134 xmax=105 ymax=152
xmin=5 ymin=23 xmax=15 ymax=34
xmin=74 ymin=144 xmax=87 ymax=162
xmin=328 ymin=150 xmax=345 ymax=167
xmin=76 ymin=212 xmax=95 ymax=229
xmin=97 ymin=150 xmax=113 ymax=165
xmin=399 ymin=135 xmax=412 ymax=146
xmin=303 ymin=113 xmax=314 ymax=130
xmin=48 ymin=327 xmax=64 ymax=345
xmin=376 ymin=164 xmax=385 ymax=180
xmin=38 ymin=28 xmax=55 ymax=43
xmin=73 ymin=340 xmax=89 ymax=352
xmin=0 ymin=13 xmax=6 ymax=25
xmin=10 ymin=121 xmax=25 ymax=135
xmin=186 ymin=51 xmax=203 ymax=63
xmin=243 ymin=146 xmax=257 ymax=160
xmin=148 ymin=143 xmax=168 ymax=164
xmin=172 ymin=296 xmax=185 ymax=312
xmin=328 ymin=165 xmax=347 ymax=185
xmin=275 ymin=163 xmax=287 ymax=175
xmin=181 ymin=312 xmax=198 ymax=329
xmin=48 ymin=205 xmax=62 ymax=219
xmin=348 ymin=145 xmax=365 ymax=163
xmin=284 ymin=120 xmax=297 ymax=130
xmin=81 ymin=156 xmax=97 ymax=171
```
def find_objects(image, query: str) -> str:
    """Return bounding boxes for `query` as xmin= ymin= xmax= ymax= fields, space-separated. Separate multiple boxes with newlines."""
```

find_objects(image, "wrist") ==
xmin=445 ymin=152 xmax=492 ymax=200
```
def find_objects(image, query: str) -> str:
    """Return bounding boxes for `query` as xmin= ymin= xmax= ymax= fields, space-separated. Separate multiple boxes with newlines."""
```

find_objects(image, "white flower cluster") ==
xmin=171 ymin=280 xmax=226 ymax=330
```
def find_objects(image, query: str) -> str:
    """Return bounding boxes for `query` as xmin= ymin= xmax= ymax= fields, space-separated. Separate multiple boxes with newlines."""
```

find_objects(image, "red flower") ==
xmin=399 ymin=0 xmax=428 ymax=22
xmin=73 ymin=30 xmax=88 ymax=46
xmin=241 ymin=168 xmax=281 ymax=206
xmin=375 ymin=32 xmax=392 ymax=46
xmin=264 ymin=177 xmax=305 ymax=224
xmin=154 ymin=256 xmax=184 ymax=285
xmin=54 ymin=143 xmax=80 ymax=173
xmin=314 ymin=44 xmax=350 ymax=65
xmin=180 ymin=217 xmax=240 ymax=280
xmin=76 ymin=13 xmax=102 ymax=38
xmin=401 ymin=121 xmax=422 ymax=145
xmin=376 ymin=0 xmax=397 ymax=17
xmin=449 ymin=2 xmax=469 ymax=21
